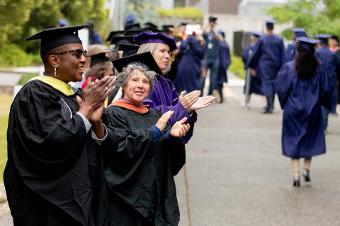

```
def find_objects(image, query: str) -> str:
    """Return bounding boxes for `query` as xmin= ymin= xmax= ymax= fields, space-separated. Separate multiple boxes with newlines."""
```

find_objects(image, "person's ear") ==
xmin=48 ymin=54 xmax=60 ymax=69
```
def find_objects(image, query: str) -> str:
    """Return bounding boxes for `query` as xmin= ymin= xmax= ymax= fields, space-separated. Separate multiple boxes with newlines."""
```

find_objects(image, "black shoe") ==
xmin=261 ymin=108 xmax=273 ymax=114
xmin=303 ymin=170 xmax=311 ymax=182
xmin=293 ymin=176 xmax=300 ymax=187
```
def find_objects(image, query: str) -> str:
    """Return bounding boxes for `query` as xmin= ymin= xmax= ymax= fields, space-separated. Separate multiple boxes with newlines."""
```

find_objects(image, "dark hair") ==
xmin=330 ymin=35 xmax=339 ymax=44
xmin=295 ymin=45 xmax=319 ymax=79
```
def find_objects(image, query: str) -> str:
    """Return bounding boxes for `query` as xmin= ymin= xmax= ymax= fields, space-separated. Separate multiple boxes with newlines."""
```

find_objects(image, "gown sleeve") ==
xmin=318 ymin=66 xmax=332 ymax=110
xmin=275 ymin=63 xmax=293 ymax=109
xmin=8 ymin=82 xmax=89 ymax=174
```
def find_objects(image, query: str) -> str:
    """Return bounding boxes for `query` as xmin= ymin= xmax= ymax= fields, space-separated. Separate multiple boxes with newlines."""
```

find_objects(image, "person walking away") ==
xmin=248 ymin=20 xmax=285 ymax=114
xmin=275 ymin=37 xmax=332 ymax=187
xmin=242 ymin=32 xmax=263 ymax=109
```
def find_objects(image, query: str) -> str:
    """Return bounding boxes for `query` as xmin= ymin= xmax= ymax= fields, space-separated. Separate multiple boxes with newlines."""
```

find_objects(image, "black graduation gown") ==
xmin=102 ymin=106 xmax=186 ymax=226
xmin=4 ymin=79 xmax=110 ymax=226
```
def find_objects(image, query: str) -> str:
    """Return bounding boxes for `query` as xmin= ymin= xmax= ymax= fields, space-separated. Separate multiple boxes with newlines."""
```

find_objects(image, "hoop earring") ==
xmin=54 ymin=67 xmax=57 ymax=77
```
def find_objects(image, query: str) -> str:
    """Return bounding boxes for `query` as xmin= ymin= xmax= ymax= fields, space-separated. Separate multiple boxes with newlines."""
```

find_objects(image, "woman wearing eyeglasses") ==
xmin=4 ymin=25 xmax=115 ymax=226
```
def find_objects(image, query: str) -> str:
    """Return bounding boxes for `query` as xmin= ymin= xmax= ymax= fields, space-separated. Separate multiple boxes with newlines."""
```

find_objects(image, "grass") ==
xmin=0 ymin=93 xmax=12 ymax=182
xmin=229 ymin=54 xmax=246 ymax=79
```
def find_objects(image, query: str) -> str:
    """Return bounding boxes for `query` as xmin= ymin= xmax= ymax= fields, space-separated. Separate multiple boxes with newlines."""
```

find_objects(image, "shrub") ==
xmin=229 ymin=55 xmax=245 ymax=79
xmin=0 ymin=44 xmax=40 ymax=67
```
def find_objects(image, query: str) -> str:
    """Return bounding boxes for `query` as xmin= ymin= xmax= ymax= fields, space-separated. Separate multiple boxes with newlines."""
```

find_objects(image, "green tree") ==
xmin=267 ymin=0 xmax=340 ymax=39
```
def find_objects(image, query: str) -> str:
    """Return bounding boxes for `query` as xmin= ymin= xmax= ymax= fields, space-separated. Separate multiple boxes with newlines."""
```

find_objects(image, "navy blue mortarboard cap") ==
xmin=250 ymin=31 xmax=263 ymax=38
xmin=124 ymin=14 xmax=136 ymax=26
xmin=118 ymin=44 xmax=140 ymax=57
xmin=112 ymin=52 xmax=162 ymax=74
xmin=292 ymin=28 xmax=307 ymax=38
xmin=265 ymin=20 xmax=275 ymax=29
xmin=218 ymin=30 xmax=225 ymax=38
xmin=315 ymin=34 xmax=331 ymax=45
xmin=26 ymin=25 xmax=87 ymax=56
xmin=296 ymin=37 xmax=318 ymax=52
xmin=134 ymin=32 xmax=177 ymax=51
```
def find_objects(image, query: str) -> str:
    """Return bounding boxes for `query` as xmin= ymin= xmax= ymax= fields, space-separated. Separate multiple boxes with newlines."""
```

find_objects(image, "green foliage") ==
xmin=0 ymin=44 xmax=40 ymax=67
xmin=267 ymin=0 xmax=340 ymax=38
xmin=157 ymin=7 xmax=204 ymax=19
xmin=18 ymin=73 xmax=37 ymax=85
xmin=229 ymin=55 xmax=245 ymax=79
xmin=0 ymin=0 xmax=109 ymax=53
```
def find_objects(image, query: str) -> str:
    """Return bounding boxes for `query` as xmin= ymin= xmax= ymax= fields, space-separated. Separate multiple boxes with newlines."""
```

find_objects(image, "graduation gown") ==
xmin=275 ymin=62 xmax=331 ymax=158
xmin=285 ymin=42 xmax=296 ymax=63
xmin=248 ymin=34 xmax=285 ymax=96
xmin=315 ymin=46 xmax=340 ymax=113
xmin=4 ymin=77 xmax=110 ymax=226
xmin=175 ymin=35 xmax=206 ymax=92
xmin=144 ymin=74 xmax=197 ymax=143
xmin=216 ymin=40 xmax=231 ymax=89
xmin=102 ymin=105 xmax=186 ymax=226
xmin=242 ymin=44 xmax=262 ymax=95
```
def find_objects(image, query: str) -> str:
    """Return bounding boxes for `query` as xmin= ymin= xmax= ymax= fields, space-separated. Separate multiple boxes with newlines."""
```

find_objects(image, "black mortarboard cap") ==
xmin=144 ymin=22 xmax=158 ymax=29
xmin=112 ymin=52 xmax=162 ymax=74
xmin=162 ymin=25 xmax=174 ymax=30
xmin=106 ymin=30 xmax=125 ymax=42
xmin=26 ymin=25 xmax=87 ymax=56
xmin=179 ymin=22 xmax=187 ymax=26
xmin=124 ymin=30 xmax=144 ymax=36
xmin=124 ymin=23 xmax=141 ymax=31
xmin=110 ymin=36 xmax=134 ymax=45
xmin=90 ymin=52 xmax=110 ymax=67
xmin=118 ymin=44 xmax=140 ymax=57
xmin=208 ymin=16 xmax=217 ymax=23
xmin=134 ymin=32 xmax=177 ymax=51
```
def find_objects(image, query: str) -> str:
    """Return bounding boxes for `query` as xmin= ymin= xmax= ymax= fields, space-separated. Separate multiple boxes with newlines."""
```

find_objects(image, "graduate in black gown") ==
xmin=4 ymin=25 xmax=116 ymax=226
xmin=101 ymin=53 xmax=191 ymax=226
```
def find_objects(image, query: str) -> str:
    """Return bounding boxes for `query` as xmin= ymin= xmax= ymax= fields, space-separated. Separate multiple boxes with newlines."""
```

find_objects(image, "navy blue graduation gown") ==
xmin=275 ymin=62 xmax=331 ymax=158
xmin=285 ymin=42 xmax=296 ymax=63
xmin=215 ymin=40 xmax=231 ymax=88
xmin=242 ymin=44 xmax=262 ymax=95
xmin=315 ymin=46 xmax=340 ymax=113
xmin=248 ymin=34 xmax=285 ymax=96
xmin=175 ymin=35 xmax=206 ymax=92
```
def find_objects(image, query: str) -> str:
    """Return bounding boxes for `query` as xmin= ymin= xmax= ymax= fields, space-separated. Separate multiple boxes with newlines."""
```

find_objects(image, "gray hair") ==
xmin=137 ymin=43 xmax=172 ymax=74
xmin=116 ymin=63 xmax=155 ymax=95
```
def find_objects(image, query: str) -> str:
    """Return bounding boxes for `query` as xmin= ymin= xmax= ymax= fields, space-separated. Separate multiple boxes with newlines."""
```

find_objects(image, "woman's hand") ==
xmin=179 ymin=90 xmax=201 ymax=111
xmin=156 ymin=111 xmax=174 ymax=132
xmin=78 ymin=75 xmax=116 ymax=118
xmin=170 ymin=117 xmax=190 ymax=137
xmin=189 ymin=96 xmax=215 ymax=111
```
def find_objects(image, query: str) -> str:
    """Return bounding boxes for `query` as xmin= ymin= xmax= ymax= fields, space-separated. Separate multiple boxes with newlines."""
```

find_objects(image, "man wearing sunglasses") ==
xmin=4 ymin=25 xmax=116 ymax=226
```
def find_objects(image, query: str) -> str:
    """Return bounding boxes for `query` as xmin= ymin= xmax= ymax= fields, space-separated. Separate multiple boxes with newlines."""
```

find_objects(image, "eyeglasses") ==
xmin=52 ymin=49 xmax=88 ymax=58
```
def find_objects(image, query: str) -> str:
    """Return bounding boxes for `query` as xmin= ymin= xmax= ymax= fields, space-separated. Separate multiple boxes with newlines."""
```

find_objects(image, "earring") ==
xmin=54 ymin=67 xmax=57 ymax=77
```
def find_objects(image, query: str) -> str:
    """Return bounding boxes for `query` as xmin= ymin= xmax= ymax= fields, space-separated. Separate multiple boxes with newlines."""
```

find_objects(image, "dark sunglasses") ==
xmin=52 ymin=49 xmax=88 ymax=58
